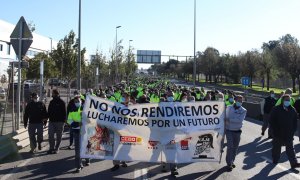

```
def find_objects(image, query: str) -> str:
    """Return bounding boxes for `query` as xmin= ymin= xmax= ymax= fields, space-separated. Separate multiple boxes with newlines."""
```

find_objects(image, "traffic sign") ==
xmin=241 ymin=77 xmax=250 ymax=86
xmin=9 ymin=61 xmax=29 ymax=68
xmin=10 ymin=16 xmax=33 ymax=59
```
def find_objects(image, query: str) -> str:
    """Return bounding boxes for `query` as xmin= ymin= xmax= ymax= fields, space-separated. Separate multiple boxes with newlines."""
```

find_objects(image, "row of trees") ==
xmin=150 ymin=34 xmax=300 ymax=93
xmin=18 ymin=30 xmax=137 ymax=89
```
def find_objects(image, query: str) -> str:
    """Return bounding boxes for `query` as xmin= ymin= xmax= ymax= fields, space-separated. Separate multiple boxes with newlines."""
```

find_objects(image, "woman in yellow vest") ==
xmin=67 ymin=97 xmax=90 ymax=173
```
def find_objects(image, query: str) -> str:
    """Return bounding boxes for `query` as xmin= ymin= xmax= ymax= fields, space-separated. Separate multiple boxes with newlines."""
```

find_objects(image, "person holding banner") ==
xmin=225 ymin=95 xmax=247 ymax=171
xmin=67 ymin=97 xmax=90 ymax=173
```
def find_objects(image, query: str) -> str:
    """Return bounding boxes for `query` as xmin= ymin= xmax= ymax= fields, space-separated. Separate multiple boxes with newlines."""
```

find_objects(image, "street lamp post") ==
xmin=115 ymin=26 xmax=121 ymax=84
xmin=193 ymin=0 xmax=197 ymax=88
xmin=77 ymin=0 xmax=82 ymax=91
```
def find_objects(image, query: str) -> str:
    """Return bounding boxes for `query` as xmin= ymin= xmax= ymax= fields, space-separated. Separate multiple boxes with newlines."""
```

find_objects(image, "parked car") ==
xmin=48 ymin=78 xmax=60 ymax=86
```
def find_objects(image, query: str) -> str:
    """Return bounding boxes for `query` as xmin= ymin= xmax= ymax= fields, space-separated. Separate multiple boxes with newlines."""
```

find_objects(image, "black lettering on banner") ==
xmin=103 ymin=114 xmax=110 ymax=121
xmin=128 ymin=118 xmax=137 ymax=125
xmin=191 ymin=106 xmax=203 ymax=116
xmin=98 ymin=113 xmax=104 ymax=120
xmin=137 ymin=119 xmax=145 ymax=126
xmin=174 ymin=119 xmax=186 ymax=127
xmin=213 ymin=104 xmax=219 ymax=115
xmin=214 ymin=117 xmax=220 ymax=124
xmin=99 ymin=103 xmax=108 ymax=111
xmin=121 ymin=108 xmax=130 ymax=116
xmin=173 ymin=106 xmax=178 ymax=116
xmin=123 ymin=117 xmax=128 ymax=124
xmin=165 ymin=107 xmax=174 ymax=117
xmin=141 ymin=108 xmax=149 ymax=117
xmin=112 ymin=106 xmax=121 ymax=114
xmin=149 ymin=107 xmax=156 ymax=117
xmin=156 ymin=107 xmax=165 ymax=117
xmin=203 ymin=105 xmax=212 ymax=115
xmin=90 ymin=99 xmax=98 ymax=109
xmin=165 ymin=120 xmax=170 ymax=127
xmin=184 ymin=106 xmax=191 ymax=116
xmin=90 ymin=111 xmax=98 ymax=119
xmin=177 ymin=106 xmax=184 ymax=116
xmin=144 ymin=119 xmax=149 ymax=126
xmin=117 ymin=117 xmax=123 ymax=124
xmin=110 ymin=116 xmax=116 ymax=123
xmin=131 ymin=108 xmax=137 ymax=117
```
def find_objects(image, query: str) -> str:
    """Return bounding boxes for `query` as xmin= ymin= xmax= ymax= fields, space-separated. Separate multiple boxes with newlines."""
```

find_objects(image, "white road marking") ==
xmin=134 ymin=168 xmax=148 ymax=180
xmin=1 ymin=133 xmax=67 ymax=180
xmin=261 ymin=156 xmax=300 ymax=180
xmin=1 ymin=158 xmax=33 ymax=180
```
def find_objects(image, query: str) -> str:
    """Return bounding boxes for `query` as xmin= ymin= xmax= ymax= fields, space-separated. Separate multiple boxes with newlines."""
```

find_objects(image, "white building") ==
xmin=0 ymin=19 xmax=57 ymax=77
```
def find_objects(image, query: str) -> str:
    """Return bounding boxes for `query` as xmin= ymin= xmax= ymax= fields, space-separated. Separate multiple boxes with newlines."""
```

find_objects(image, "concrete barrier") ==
xmin=243 ymin=102 xmax=263 ymax=120
xmin=0 ymin=126 xmax=48 ymax=161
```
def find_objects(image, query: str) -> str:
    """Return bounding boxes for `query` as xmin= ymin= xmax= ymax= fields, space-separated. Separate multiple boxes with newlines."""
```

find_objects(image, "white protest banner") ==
xmin=80 ymin=95 xmax=225 ymax=163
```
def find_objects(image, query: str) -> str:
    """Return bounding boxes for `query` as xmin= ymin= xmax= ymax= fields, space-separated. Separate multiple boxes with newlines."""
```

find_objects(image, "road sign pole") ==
xmin=16 ymin=21 xmax=23 ymax=130
xmin=40 ymin=60 xmax=44 ymax=100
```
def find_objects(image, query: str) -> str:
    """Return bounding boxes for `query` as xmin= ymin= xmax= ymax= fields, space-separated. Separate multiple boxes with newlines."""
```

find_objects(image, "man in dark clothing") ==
xmin=24 ymin=92 xmax=48 ymax=153
xmin=262 ymin=90 xmax=277 ymax=138
xmin=47 ymin=89 xmax=66 ymax=154
xmin=269 ymin=94 xmax=300 ymax=169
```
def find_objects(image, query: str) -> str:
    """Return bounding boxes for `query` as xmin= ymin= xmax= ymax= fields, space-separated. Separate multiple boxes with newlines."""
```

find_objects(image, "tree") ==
xmin=240 ymin=50 xmax=259 ymax=87
xmin=200 ymin=47 xmax=220 ymax=83
xmin=25 ymin=52 xmax=57 ymax=82
xmin=50 ymin=30 xmax=86 ymax=89
xmin=274 ymin=34 xmax=300 ymax=93
xmin=0 ymin=74 xmax=7 ymax=86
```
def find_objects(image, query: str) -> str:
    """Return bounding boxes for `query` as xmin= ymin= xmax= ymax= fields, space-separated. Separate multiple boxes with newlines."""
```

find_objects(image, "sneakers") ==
xmin=291 ymin=163 xmax=300 ymax=169
xmin=171 ymin=169 xmax=179 ymax=176
xmin=29 ymin=148 xmax=36 ymax=153
xmin=227 ymin=165 xmax=233 ymax=172
xmin=161 ymin=164 xmax=167 ymax=172
xmin=47 ymin=150 xmax=55 ymax=154
xmin=84 ymin=162 xmax=90 ymax=166
xmin=75 ymin=167 xmax=82 ymax=173
xmin=121 ymin=162 xmax=128 ymax=167
xmin=111 ymin=165 xmax=120 ymax=171
xmin=232 ymin=164 xmax=236 ymax=168
xmin=38 ymin=143 xmax=42 ymax=150
xmin=68 ymin=145 xmax=74 ymax=150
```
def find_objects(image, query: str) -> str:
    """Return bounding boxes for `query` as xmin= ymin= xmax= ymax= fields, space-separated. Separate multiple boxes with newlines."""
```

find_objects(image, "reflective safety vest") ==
xmin=275 ymin=97 xmax=295 ymax=106
xmin=196 ymin=93 xmax=201 ymax=100
xmin=150 ymin=94 xmax=160 ymax=103
xmin=225 ymin=100 xmax=234 ymax=107
xmin=67 ymin=108 xmax=82 ymax=129
xmin=114 ymin=92 xmax=121 ymax=102
xmin=109 ymin=96 xmax=117 ymax=102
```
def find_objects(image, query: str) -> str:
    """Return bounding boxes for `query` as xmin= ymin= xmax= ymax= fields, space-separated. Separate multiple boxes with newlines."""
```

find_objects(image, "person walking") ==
xmin=24 ymin=92 xmax=48 ymax=153
xmin=270 ymin=94 xmax=300 ymax=169
xmin=262 ymin=90 xmax=277 ymax=138
xmin=225 ymin=95 xmax=247 ymax=171
xmin=47 ymin=89 xmax=66 ymax=154
xmin=67 ymin=96 xmax=90 ymax=173
xmin=67 ymin=90 xmax=81 ymax=149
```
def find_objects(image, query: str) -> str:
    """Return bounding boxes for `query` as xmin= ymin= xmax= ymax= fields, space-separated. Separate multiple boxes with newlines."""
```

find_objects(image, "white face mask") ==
xmin=182 ymin=98 xmax=188 ymax=102
xmin=33 ymin=97 xmax=39 ymax=102
xmin=167 ymin=97 xmax=174 ymax=102
xmin=75 ymin=102 xmax=81 ymax=108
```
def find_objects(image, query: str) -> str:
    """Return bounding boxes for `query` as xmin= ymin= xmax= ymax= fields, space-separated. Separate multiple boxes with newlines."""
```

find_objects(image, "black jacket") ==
xmin=264 ymin=96 xmax=277 ymax=114
xmin=24 ymin=101 xmax=48 ymax=127
xmin=48 ymin=97 xmax=66 ymax=122
xmin=294 ymin=99 xmax=300 ymax=114
xmin=270 ymin=105 xmax=297 ymax=141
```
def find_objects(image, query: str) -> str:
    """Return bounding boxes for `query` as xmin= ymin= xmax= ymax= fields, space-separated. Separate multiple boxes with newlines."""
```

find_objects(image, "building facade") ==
xmin=0 ymin=19 xmax=57 ymax=77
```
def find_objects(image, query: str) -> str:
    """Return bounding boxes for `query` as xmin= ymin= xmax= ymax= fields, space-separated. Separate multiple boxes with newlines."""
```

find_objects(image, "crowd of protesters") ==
xmin=23 ymin=77 xmax=300 ymax=176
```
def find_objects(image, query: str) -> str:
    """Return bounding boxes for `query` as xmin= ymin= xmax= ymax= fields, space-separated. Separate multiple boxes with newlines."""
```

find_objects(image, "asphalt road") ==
xmin=1 ymin=117 xmax=300 ymax=180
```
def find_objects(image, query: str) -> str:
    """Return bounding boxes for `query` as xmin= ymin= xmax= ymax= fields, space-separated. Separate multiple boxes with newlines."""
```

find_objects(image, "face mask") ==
xmin=182 ymin=98 xmax=187 ymax=102
xmin=283 ymin=101 xmax=290 ymax=107
xmin=236 ymin=102 xmax=242 ymax=107
xmin=75 ymin=102 xmax=81 ymax=108
xmin=33 ymin=99 xmax=38 ymax=102
xmin=229 ymin=98 xmax=234 ymax=103
xmin=120 ymin=97 xmax=125 ymax=103
xmin=271 ymin=94 xmax=275 ymax=98
xmin=167 ymin=97 xmax=174 ymax=102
